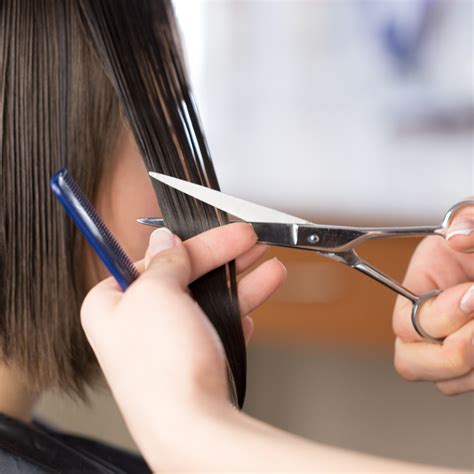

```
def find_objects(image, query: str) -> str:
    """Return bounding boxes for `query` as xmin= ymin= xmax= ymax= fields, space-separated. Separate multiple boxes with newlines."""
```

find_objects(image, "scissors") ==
xmin=140 ymin=172 xmax=473 ymax=345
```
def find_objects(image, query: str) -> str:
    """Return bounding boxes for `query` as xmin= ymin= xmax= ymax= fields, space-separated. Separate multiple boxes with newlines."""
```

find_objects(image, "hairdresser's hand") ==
xmin=82 ymin=229 xmax=446 ymax=474
xmin=393 ymin=201 xmax=474 ymax=395
xmin=81 ymin=223 xmax=286 ymax=468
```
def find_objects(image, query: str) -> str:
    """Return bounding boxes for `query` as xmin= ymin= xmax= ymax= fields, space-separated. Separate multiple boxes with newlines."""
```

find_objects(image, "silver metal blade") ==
xmin=137 ymin=218 xmax=166 ymax=227
xmin=137 ymin=218 xmax=306 ymax=248
xmin=149 ymin=172 xmax=308 ymax=225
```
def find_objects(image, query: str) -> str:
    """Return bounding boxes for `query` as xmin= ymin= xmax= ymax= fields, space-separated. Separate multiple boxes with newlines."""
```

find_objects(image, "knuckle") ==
xmin=436 ymin=382 xmax=459 ymax=397
xmin=394 ymin=349 xmax=418 ymax=381
xmin=226 ymin=222 xmax=257 ymax=243
xmin=410 ymin=236 xmax=436 ymax=259
xmin=79 ymin=305 xmax=90 ymax=330
xmin=176 ymin=256 xmax=192 ymax=282
xmin=155 ymin=250 xmax=191 ymax=278
xmin=393 ymin=319 xmax=413 ymax=341
xmin=239 ymin=222 xmax=258 ymax=243
xmin=392 ymin=304 xmax=414 ymax=341
xmin=195 ymin=233 xmax=221 ymax=268
xmin=443 ymin=343 xmax=471 ymax=375
xmin=157 ymin=251 xmax=182 ymax=266
xmin=79 ymin=306 xmax=95 ymax=339
xmin=80 ymin=289 xmax=100 ymax=328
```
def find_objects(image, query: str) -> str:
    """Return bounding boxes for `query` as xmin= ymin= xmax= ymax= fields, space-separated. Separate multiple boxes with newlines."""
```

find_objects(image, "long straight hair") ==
xmin=78 ymin=0 xmax=247 ymax=407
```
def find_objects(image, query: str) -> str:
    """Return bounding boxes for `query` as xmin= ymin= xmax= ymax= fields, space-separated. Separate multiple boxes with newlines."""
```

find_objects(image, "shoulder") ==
xmin=0 ymin=413 xmax=151 ymax=473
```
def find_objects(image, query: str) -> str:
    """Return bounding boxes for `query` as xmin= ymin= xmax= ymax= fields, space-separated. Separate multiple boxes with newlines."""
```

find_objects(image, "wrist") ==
xmin=142 ymin=391 xmax=237 ymax=472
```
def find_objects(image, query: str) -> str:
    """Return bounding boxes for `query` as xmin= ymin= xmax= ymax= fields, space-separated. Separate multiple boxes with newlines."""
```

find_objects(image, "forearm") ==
xmin=139 ymin=397 xmax=456 ymax=473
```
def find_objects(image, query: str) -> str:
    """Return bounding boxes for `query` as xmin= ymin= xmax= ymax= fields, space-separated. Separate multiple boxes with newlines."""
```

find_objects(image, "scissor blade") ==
xmin=137 ymin=218 xmax=305 ymax=248
xmin=149 ymin=172 xmax=309 ymax=225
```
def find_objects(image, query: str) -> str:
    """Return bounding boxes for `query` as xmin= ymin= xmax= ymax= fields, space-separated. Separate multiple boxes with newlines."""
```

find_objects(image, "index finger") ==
xmin=184 ymin=223 xmax=258 ymax=281
xmin=447 ymin=198 xmax=474 ymax=253
xmin=394 ymin=282 xmax=474 ymax=342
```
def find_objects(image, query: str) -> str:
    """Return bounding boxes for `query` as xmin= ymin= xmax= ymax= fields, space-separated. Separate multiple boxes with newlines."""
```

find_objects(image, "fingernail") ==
xmin=149 ymin=228 xmax=175 ymax=256
xmin=460 ymin=285 xmax=474 ymax=315
xmin=273 ymin=257 xmax=288 ymax=275
xmin=447 ymin=219 xmax=474 ymax=240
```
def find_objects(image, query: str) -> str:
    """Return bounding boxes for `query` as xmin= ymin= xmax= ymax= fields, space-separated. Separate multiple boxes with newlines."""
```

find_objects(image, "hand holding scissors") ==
xmin=142 ymin=173 xmax=473 ymax=347
xmin=392 ymin=204 xmax=474 ymax=396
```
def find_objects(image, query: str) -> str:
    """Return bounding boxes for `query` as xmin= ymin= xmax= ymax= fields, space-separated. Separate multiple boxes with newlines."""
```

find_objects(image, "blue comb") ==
xmin=50 ymin=168 xmax=139 ymax=291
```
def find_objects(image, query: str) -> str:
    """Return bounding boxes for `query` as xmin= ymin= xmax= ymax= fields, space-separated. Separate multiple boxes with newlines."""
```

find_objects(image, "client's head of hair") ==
xmin=0 ymin=0 xmax=158 ymax=396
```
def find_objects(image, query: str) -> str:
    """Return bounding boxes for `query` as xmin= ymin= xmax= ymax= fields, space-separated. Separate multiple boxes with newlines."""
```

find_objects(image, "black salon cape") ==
xmin=0 ymin=413 xmax=151 ymax=473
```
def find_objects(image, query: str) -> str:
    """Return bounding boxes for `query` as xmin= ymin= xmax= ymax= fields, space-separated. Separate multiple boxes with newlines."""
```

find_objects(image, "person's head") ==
xmin=0 ymin=0 xmax=158 ymax=396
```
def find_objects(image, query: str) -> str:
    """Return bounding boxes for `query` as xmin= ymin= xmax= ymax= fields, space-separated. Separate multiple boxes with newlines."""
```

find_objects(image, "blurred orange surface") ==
xmin=251 ymin=238 xmax=421 ymax=352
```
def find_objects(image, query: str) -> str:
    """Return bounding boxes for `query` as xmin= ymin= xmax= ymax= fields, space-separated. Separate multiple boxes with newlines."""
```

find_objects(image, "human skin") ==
xmin=0 ymin=127 xmax=160 ymax=422
xmin=393 ymin=202 xmax=474 ymax=395
xmin=91 ymin=127 xmax=283 ymax=341
xmin=0 ymin=126 xmax=282 ymax=422
xmin=92 ymin=141 xmax=474 ymax=398
xmin=81 ymin=211 xmax=473 ymax=472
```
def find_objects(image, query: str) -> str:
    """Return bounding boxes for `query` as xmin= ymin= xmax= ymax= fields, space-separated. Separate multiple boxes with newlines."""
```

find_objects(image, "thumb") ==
xmin=141 ymin=228 xmax=191 ymax=290
xmin=447 ymin=199 xmax=474 ymax=253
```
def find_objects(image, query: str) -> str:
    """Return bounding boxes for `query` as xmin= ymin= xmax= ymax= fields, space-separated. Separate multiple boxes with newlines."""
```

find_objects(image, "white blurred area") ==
xmin=173 ymin=0 xmax=473 ymax=224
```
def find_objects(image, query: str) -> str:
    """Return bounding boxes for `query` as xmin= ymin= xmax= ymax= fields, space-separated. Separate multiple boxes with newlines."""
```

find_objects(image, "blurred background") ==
xmin=37 ymin=0 xmax=473 ymax=470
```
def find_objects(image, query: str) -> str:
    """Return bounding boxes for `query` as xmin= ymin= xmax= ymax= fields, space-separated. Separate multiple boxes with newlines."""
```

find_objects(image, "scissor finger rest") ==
xmin=411 ymin=290 xmax=444 ymax=344
xmin=440 ymin=199 xmax=474 ymax=232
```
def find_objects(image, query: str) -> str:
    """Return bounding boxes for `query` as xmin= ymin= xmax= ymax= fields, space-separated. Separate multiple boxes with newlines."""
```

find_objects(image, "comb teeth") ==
xmin=63 ymin=172 xmax=137 ymax=272
xmin=51 ymin=169 xmax=139 ymax=290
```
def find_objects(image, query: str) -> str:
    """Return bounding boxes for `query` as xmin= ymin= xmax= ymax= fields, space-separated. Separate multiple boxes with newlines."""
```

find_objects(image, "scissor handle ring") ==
xmin=441 ymin=200 xmax=474 ymax=230
xmin=411 ymin=290 xmax=444 ymax=344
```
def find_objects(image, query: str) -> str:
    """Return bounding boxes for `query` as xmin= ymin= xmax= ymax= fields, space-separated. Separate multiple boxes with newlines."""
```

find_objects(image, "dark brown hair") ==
xmin=1 ymin=0 xmax=247 ymax=406
xmin=77 ymin=0 xmax=246 ymax=407
xmin=0 ymin=0 xmax=121 ymax=395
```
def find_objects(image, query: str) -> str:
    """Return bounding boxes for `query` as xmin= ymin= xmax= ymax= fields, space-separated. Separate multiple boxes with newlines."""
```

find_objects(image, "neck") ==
xmin=0 ymin=363 xmax=37 ymax=423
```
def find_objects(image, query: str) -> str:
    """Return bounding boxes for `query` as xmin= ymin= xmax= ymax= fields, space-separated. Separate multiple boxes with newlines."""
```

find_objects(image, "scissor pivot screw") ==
xmin=307 ymin=234 xmax=320 ymax=244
